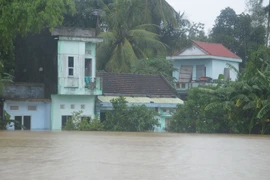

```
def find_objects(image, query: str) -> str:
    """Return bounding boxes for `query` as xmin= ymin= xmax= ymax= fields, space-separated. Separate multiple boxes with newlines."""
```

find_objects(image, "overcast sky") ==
xmin=166 ymin=0 xmax=249 ymax=33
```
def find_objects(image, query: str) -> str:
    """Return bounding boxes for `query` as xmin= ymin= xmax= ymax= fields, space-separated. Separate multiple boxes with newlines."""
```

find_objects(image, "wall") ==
xmin=173 ymin=58 xmax=240 ymax=81
xmin=172 ymin=59 xmax=212 ymax=81
xmin=3 ymin=83 xmax=44 ymax=99
xmin=51 ymin=95 xmax=95 ymax=130
xmin=57 ymin=40 xmax=101 ymax=95
xmin=211 ymin=60 xmax=239 ymax=81
xmin=4 ymin=100 xmax=51 ymax=130
xmin=180 ymin=45 xmax=206 ymax=56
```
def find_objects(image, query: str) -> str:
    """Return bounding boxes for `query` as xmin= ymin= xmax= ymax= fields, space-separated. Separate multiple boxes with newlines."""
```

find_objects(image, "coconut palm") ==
xmin=97 ymin=0 xmax=167 ymax=72
xmin=141 ymin=0 xmax=180 ymax=26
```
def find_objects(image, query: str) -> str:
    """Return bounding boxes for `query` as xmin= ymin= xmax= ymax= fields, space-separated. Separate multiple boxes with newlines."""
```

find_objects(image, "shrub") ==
xmin=104 ymin=96 xmax=160 ymax=132
xmin=63 ymin=117 xmax=76 ymax=131
xmin=0 ymin=111 xmax=15 ymax=130
xmin=63 ymin=111 xmax=104 ymax=131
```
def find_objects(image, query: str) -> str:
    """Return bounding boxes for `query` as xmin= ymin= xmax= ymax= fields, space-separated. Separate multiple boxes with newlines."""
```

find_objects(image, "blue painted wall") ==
xmin=4 ymin=100 xmax=51 ymax=130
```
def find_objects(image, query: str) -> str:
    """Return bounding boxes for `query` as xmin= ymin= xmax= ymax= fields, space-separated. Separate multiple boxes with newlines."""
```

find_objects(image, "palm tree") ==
xmin=141 ymin=0 xmax=180 ymax=27
xmin=97 ymin=0 xmax=167 ymax=72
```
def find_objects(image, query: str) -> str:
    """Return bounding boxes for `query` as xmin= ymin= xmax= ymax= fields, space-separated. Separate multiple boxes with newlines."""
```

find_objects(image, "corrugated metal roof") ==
xmin=98 ymin=96 xmax=184 ymax=104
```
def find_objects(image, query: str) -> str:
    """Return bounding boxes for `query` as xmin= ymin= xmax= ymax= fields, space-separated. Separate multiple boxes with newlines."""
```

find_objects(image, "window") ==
xmin=10 ymin=106 xmax=19 ymax=110
xmin=68 ymin=56 xmax=74 ymax=76
xmin=181 ymin=83 xmax=186 ymax=89
xmin=70 ymin=104 xmax=75 ymax=109
xmin=196 ymin=65 xmax=206 ymax=80
xmin=28 ymin=105 xmax=37 ymax=111
xmin=179 ymin=65 xmax=193 ymax=82
xmin=60 ymin=104 xmax=65 ymax=109
xmin=81 ymin=104 xmax=85 ymax=109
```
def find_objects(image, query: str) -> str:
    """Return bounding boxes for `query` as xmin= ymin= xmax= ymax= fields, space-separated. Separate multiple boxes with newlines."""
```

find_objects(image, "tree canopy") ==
xmin=96 ymin=0 xmax=185 ymax=72
xmin=209 ymin=7 xmax=266 ymax=65
xmin=0 ymin=0 xmax=75 ymax=78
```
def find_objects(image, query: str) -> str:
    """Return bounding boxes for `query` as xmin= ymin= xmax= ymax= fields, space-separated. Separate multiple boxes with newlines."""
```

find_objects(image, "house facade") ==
xmin=97 ymin=73 xmax=184 ymax=132
xmin=50 ymin=27 xmax=103 ymax=130
xmin=3 ymin=83 xmax=51 ymax=130
xmin=167 ymin=41 xmax=242 ymax=93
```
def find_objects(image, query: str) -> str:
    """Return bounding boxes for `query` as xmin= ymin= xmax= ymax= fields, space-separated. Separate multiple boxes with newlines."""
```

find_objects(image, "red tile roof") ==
xmin=98 ymin=72 xmax=177 ymax=97
xmin=192 ymin=41 xmax=241 ymax=59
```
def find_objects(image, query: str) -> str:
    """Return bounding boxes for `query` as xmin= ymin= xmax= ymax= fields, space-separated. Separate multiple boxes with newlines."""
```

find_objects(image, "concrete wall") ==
xmin=3 ymin=83 xmax=44 ymax=99
xmin=52 ymin=27 xmax=96 ymax=38
xmin=172 ymin=59 xmax=213 ymax=81
xmin=211 ymin=60 xmax=239 ymax=81
xmin=4 ymin=100 xmax=51 ymax=130
xmin=51 ymin=95 xmax=96 ymax=130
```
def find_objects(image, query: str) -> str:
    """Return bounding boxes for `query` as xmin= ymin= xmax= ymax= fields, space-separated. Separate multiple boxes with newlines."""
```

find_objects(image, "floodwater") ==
xmin=0 ymin=131 xmax=270 ymax=180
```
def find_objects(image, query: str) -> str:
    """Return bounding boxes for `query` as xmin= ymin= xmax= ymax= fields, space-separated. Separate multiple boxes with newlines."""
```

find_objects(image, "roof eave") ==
xmin=166 ymin=55 xmax=242 ymax=63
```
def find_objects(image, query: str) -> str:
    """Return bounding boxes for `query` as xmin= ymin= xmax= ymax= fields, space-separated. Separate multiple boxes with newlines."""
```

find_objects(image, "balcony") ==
xmin=85 ymin=76 xmax=102 ymax=95
xmin=175 ymin=77 xmax=218 ymax=94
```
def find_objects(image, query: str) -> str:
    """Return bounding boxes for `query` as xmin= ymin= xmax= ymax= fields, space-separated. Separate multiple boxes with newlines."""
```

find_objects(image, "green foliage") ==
xmin=78 ymin=118 xmax=104 ymax=131
xmin=168 ymin=88 xmax=229 ymax=133
xmin=63 ymin=111 xmax=104 ymax=131
xmin=0 ymin=111 xmax=15 ymax=130
xmin=0 ymin=0 xmax=75 ymax=46
xmin=63 ymin=117 xmax=76 ymax=131
xmin=209 ymin=7 xmax=266 ymax=65
xmin=96 ymin=0 xmax=187 ymax=72
xmin=104 ymin=96 xmax=159 ymax=132
xmin=169 ymin=55 xmax=270 ymax=134
xmin=0 ymin=0 xmax=75 ymax=84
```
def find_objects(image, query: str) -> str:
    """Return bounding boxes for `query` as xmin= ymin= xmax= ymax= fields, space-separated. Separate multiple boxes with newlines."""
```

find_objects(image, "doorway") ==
xmin=62 ymin=115 xmax=72 ymax=129
xmin=14 ymin=116 xmax=31 ymax=130
xmin=85 ymin=59 xmax=92 ymax=77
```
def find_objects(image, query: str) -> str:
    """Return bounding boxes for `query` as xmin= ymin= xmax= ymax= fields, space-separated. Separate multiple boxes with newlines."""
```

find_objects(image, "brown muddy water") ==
xmin=0 ymin=131 xmax=270 ymax=180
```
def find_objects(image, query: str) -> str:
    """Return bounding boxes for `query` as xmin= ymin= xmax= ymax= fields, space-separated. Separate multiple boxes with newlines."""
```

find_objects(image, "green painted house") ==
xmin=50 ymin=27 xmax=102 ymax=130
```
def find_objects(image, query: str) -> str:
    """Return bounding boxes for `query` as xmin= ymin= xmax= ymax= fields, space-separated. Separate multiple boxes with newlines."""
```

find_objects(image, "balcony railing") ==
xmin=175 ymin=81 xmax=217 ymax=91
xmin=85 ymin=76 xmax=102 ymax=94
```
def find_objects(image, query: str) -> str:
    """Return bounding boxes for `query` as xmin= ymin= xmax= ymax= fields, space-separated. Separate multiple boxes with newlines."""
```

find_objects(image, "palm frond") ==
xmin=205 ymin=102 xmax=221 ymax=111
xmin=257 ymin=102 xmax=270 ymax=119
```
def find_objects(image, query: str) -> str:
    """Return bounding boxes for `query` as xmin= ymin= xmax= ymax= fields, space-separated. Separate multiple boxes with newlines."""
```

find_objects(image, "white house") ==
xmin=166 ymin=41 xmax=242 ymax=91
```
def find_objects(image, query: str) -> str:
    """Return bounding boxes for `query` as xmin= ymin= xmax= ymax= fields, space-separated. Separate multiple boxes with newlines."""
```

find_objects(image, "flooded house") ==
xmin=50 ymin=27 xmax=103 ymax=130
xmin=3 ymin=83 xmax=51 ymax=130
xmin=97 ymin=72 xmax=184 ymax=132
xmin=167 ymin=41 xmax=242 ymax=98
xmin=2 ymin=27 xmax=185 ymax=132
